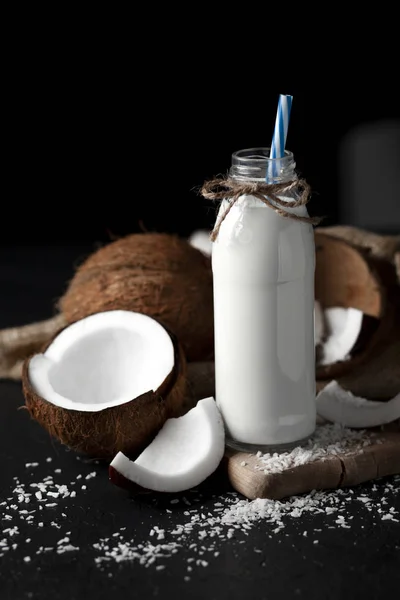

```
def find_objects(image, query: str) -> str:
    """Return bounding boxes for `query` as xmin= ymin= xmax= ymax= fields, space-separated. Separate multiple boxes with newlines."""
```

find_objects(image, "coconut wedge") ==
xmin=22 ymin=310 xmax=187 ymax=459
xmin=316 ymin=380 xmax=400 ymax=428
xmin=109 ymin=397 xmax=225 ymax=493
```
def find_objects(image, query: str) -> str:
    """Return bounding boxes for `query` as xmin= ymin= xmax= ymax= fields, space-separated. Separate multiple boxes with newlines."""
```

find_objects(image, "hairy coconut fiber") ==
xmin=58 ymin=233 xmax=214 ymax=362
xmin=22 ymin=335 xmax=187 ymax=461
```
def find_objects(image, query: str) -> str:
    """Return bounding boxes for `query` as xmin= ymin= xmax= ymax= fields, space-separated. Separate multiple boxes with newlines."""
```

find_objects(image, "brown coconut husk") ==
xmin=59 ymin=233 xmax=214 ymax=362
xmin=22 ymin=331 xmax=187 ymax=461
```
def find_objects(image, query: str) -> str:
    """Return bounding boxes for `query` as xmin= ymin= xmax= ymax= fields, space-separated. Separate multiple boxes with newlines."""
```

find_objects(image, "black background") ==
xmin=4 ymin=29 xmax=400 ymax=246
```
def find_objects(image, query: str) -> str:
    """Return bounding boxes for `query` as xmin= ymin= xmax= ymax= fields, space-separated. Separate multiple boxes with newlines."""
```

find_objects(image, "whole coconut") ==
xmin=59 ymin=233 xmax=214 ymax=361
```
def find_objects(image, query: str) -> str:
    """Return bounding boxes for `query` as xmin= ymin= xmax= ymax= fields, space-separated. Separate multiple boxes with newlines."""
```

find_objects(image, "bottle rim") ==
xmin=230 ymin=147 xmax=296 ymax=183
xmin=231 ymin=147 xmax=294 ymax=165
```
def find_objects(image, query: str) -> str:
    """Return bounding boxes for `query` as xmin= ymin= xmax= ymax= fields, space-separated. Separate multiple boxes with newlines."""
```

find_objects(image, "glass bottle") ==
xmin=211 ymin=147 xmax=316 ymax=452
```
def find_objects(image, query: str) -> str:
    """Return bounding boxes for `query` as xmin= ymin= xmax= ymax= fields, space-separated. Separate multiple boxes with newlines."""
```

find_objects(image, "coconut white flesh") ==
xmin=188 ymin=230 xmax=212 ymax=256
xmin=316 ymin=380 xmax=400 ymax=428
xmin=28 ymin=310 xmax=174 ymax=412
xmin=110 ymin=397 xmax=225 ymax=493
xmin=318 ymin=307 xmax=363 ymax=365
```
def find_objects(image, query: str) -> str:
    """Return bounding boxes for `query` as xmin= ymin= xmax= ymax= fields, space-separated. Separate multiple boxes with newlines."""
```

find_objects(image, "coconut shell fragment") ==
xmin=315 ymin=230 xmax=384 ymax=380
xmin=315 ymin=227 xmax=400 ymax=399
xmin=59 ymin=233 xmax=214 ymax=362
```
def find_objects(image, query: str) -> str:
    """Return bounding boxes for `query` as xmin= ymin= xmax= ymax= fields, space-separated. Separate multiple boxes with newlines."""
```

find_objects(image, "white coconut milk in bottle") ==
xmin=211 ymin=148 xmax=316 ymax=451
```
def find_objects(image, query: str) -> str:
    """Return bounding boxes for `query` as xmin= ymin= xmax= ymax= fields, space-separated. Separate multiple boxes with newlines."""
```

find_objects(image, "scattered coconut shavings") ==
xmin=1 ymin=455 xmax=399 ymax=578
xmin=57 ymin=544 xmax=80 ymax=554
xmin=382 ymin=514 xmax=399 ymax=522
xmin=91 ymin=475 xmax=400 ymax=574
xmin=0 ymin=458 xmax=100 ymax=560
xmin=3 ymin=527 xmax=19 ymax=537
xmin=254 ymin=423 xmax=374 ymax=475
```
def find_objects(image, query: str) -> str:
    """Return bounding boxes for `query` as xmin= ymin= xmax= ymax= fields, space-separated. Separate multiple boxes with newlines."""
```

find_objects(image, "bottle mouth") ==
xmin=231 ymin=147 xmax=294 ymax=165
xmin=230 ymin=147 xmax=295 ymax=182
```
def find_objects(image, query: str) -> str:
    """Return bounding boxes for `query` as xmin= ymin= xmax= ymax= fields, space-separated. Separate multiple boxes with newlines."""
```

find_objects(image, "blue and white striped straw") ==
xmin=268 ymin=94 xmax=293 ymax=180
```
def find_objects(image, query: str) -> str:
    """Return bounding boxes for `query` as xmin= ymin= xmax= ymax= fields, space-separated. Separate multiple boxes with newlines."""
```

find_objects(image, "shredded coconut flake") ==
xmin=2 ymin=451 xmax=399 ymax=577
xmin=90 ymin=475 xmax=400 ymax=574
xmin=254 ymin=423 xmax=373 ymax=475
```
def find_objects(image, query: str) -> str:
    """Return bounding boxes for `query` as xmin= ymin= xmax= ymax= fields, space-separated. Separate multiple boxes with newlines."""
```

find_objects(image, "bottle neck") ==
xmin=229 ymin=147 xmax=297 ymax=184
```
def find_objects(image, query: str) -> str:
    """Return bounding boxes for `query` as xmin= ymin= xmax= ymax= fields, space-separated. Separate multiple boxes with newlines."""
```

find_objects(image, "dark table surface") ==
xmin=1 ymin=244 xmax=400 ymax=600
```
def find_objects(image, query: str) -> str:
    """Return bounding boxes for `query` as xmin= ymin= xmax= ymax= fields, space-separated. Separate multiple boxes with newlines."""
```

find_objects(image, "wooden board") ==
xmin=224 ymin=428 xmax=400 ymax=500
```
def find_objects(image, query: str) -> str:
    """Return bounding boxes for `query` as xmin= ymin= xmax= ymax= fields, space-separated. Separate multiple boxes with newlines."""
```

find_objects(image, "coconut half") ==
xmin=316 ymin=380 xmax=400 ymax=428
xmin=109 ymin=396 xmax=225 ymax=493
xmin=22 ymin=310 xmax=187 ymax=460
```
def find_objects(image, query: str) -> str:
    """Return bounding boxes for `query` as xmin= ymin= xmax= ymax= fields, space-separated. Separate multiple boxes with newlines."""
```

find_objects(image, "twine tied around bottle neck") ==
xmin=201 ymin=176 xmax=322 ymax=242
